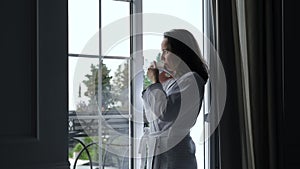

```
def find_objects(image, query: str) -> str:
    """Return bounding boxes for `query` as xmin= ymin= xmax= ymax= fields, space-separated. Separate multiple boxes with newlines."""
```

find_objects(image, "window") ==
xmin=68 ymin=1 xmax=213 ymax=169
xmin=143 ymin=1 xmax=207 ymax=169
xmin=68 ymin=0 xmax=131 ymax=168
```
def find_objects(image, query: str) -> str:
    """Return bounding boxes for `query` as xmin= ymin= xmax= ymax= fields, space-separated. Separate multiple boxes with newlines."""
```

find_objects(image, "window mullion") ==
xmin=98 ymin=0 xmax=103 ymax=168
xmin=130 ymin=1 xmax=143 ymax=169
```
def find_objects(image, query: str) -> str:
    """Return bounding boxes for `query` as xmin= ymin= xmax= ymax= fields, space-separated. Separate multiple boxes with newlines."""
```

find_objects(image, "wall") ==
xmin=0 ymin=0 xmax=69 ymax=168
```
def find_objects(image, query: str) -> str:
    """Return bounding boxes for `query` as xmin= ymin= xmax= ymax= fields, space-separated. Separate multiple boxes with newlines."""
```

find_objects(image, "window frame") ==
xmin=68 ymin=0 xmax=143 ymax=169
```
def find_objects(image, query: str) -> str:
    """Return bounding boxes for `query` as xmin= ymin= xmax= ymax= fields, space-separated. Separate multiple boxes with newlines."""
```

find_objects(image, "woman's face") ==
xmin=161 ymin=38 xmax=180 ymax=72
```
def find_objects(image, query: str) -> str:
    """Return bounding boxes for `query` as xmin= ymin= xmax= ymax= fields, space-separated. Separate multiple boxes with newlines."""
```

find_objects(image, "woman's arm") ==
xmin=142 ymin=72 xmax=204 ymax=123
xmin=142 ymin=80 xmax=182 ymax=122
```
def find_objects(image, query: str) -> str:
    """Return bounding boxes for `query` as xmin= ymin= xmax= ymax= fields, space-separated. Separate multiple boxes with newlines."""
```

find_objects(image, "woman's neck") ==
xmin=173 ymin=65 xmax=190 ymax=79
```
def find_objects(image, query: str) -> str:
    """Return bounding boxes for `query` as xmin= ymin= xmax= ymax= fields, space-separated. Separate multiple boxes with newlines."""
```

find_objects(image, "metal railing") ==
xmin=68 ymin=110 xmax=130 ymax=169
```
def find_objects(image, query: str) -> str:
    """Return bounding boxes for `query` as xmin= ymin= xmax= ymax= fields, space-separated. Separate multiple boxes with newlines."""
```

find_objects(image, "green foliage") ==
xmin=71 ymin=137 xmax=99 ymax=161
xmin=143 ymin=75 xmax=152 ymax=89
xmin=111 ymin=61 xmax=155 ymax=109
xmin=69 ymin=151 xmax=74 ymax=158
xmin=76 ymin=60 xmax=162 ymax=112
xmin=76 ymin=62 xmax=113 ymax=112
xmin=74 ymin=143 xmax=83 ymax=152
xmin=112 ymin=62 xmax=129 ymax=110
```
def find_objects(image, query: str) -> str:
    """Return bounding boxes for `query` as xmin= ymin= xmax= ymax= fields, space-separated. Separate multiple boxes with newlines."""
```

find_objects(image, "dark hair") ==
xmin=164 ymin=29 xmax=209 ymax=82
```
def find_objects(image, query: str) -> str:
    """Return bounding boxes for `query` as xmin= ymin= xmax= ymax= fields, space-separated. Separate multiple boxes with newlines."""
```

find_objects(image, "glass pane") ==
xmin=143 ymin=34 xmax=162 ymax=69
xmin=69 ymin=57 xmax=130 ymax=169
xmin=102 ymin=58 xmax=130 ymax=169
xmin=68 ymin=57 xmax=99 ymax=168
xmin=143 ymin=34 xmax=163 ymax=89
xmin=101 ymin=0 xmax=130 ymax=57
xmin=69 ymin=57 xmax=99 ymax=112
xmin=68 ymin=0 xmax=99 ymax=55
xmin=102 ymin=58 xmax=129 ymax=113
xmin=143 ymin=1 xmax=205 ymax=169
xmin=143 ymin=0 xmax=204 ymax=60
xmin=143 ymin=0 xmax=202 ymax=29
xmin=204 ymin=121 xmax=210 ymax=169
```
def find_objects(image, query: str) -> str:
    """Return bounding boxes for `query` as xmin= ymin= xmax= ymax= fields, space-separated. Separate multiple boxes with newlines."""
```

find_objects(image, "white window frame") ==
xmin=69 ymin=0 xmax=143 ymax=169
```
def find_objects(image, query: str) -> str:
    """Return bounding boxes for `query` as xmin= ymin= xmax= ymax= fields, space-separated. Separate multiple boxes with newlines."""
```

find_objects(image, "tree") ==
xmin=76 ymin=62 xmax=114 ymax=113
xmin=112 ymin=62 xmax=129 ymax=111
xmin=76 ymin=61 xmax=154 ymax=113
xmin=111 ymin=62 xmax=153 ymax=110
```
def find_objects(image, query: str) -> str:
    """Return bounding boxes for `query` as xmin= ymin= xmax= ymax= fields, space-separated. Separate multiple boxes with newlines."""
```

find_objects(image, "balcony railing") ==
xmin=68 ymin=110 xmax=130 ymax=169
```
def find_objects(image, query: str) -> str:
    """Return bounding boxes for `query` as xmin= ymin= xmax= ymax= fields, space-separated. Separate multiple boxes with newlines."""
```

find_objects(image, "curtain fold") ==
xmin=243 ymin=0 xmax=283 ymax=169
xmin=231 ymin=0 xmax=255 ymax=169
xmin=211 ymin=0 xmax=244 ymax=168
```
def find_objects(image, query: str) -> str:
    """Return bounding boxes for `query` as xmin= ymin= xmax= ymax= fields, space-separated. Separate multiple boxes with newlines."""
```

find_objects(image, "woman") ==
xmin=142 ymin=29 xmax=209 ymax=169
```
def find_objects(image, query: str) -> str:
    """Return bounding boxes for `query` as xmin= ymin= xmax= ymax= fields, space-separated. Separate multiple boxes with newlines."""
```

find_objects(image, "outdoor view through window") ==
xmin=68 ymin=0 xmax=208 ymax=169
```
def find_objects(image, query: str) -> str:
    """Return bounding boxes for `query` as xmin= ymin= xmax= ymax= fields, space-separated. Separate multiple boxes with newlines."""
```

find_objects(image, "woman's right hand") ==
xmin=147 ymin=61 xmax=159 ymax=83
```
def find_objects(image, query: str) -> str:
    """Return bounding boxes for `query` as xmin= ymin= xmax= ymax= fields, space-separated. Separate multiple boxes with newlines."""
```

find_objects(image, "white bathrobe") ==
xmin=141 ymin=72 xmax=205 ymax=169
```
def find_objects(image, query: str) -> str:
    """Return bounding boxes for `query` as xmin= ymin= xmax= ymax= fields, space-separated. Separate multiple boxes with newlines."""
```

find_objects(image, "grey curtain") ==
xmin=242 ymin=0 xmax=283 ymax=169
xmin=213 ymin=0 xmax=244 ymax=168
xmin=207 ymin=0 xmax=284 ymax=169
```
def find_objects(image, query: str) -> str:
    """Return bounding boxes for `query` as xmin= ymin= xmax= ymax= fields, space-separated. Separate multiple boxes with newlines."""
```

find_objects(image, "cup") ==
xmin=154 ymin=60 xmax=172 ymax=78
xmin=156 ymin=60 xmax=165 ymax=73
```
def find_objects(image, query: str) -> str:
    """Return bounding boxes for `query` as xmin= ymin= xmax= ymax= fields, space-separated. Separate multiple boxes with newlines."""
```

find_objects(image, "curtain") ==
xmin=241 ymin=0 xmax=283 ymax=169
xmin=212 ymin=0 xmax=244 ymax=168
xmin=211 ymin=0 xmax=284 ymax=169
